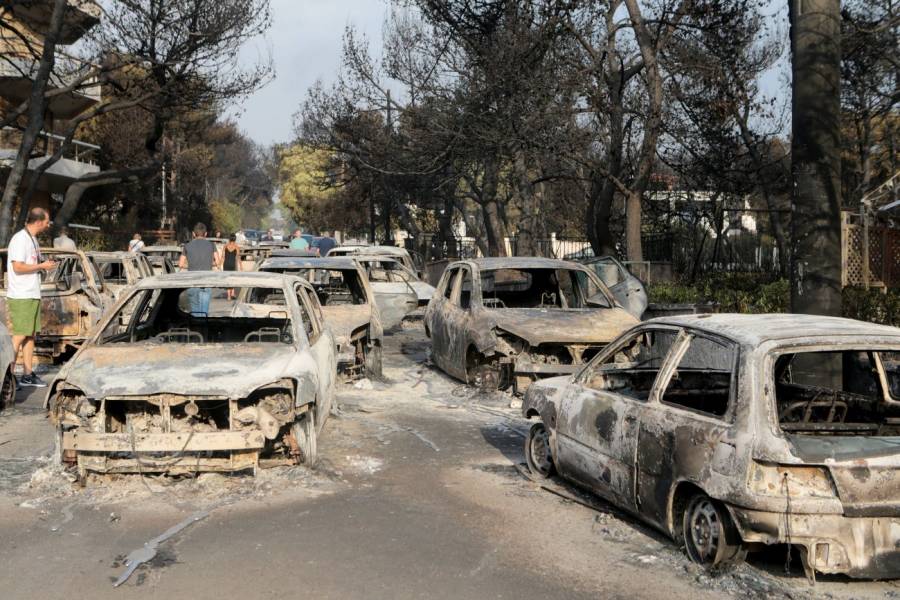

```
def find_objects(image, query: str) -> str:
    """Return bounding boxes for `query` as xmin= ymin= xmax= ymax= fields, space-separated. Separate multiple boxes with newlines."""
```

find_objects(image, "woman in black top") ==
xmin=222 ymin=234 xmax=241 ymax=299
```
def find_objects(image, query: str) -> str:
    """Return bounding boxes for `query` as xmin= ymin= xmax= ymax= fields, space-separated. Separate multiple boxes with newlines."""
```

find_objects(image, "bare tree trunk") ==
xmin=56 ymin=168 xmax=153 ymax=227
xmin=789 ymin=0 xmax=842 ymax=316
xmin=480 ymin=156 xmax=508 ymax=256
xmin=512 ymin=150 xmax=541 ymax=256
xmin=0 ymin=0 xmax=67 ymax=245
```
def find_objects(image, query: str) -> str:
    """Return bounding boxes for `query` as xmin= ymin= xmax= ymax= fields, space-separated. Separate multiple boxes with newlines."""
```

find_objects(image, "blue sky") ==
xmin=235 ymin=0 xmax=791 ymax=147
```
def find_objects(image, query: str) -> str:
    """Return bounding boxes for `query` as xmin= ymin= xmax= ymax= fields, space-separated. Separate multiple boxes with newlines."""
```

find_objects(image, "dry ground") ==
xmin=0 ymin=322 xmax=898 ymax=599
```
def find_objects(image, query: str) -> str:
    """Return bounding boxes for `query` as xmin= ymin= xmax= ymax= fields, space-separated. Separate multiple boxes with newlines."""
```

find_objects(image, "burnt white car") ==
xmin=523 ymin=314 xmax=900 ymax=579
xmin=47 ymin=271 xmax=336 ymax=475
xmin=256 ymin=256 xmax=384 ymax=377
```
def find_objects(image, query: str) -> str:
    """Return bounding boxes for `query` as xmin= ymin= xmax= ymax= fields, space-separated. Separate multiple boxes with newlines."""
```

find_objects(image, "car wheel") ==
xmin=683 ymin=493 xmax=745 ymax=567
xmin=525 ymin=422 xmax=555 ymax=478
xmin=291 ymin=410 xmax=318 ymax=467
xmin=365 ymin=344 xmax=383 ymax=378
xmin=0 ymin=366 xmax=14 ymax=409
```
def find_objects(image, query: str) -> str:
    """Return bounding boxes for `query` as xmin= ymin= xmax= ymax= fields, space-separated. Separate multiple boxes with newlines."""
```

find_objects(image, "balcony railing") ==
xmin=1 ymin=126 xmax=100 ymax=166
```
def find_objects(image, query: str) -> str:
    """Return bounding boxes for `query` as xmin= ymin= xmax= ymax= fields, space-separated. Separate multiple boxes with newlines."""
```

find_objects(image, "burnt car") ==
xmin=141 ymin=245 xmax=183 ymax=265
xmin=425 ymin=258 xmax=637 ymax=393
xmin=88 ymin=251 xmax=154 ymax=301
xmin=583 ymin=255 xmax=648 ymax=319
xmin=0 ymin=322 xmax=16 ymax=410
xmin=255 ymin=256 xmax=384 ymax=377
xmin=146 ymin=255 xmax=176 ymax=276
xmin=47 ymin=271 xmax=337 ymax=475
xmin=354 ymin=254 xmax=435 ymax=308
xmin=523 ymin=314 xmax=900 ymax=579
xmin=0 ymin=248 xmax=113 ymax=360
xmin=328 ymin=244 xmax=424 ymax=278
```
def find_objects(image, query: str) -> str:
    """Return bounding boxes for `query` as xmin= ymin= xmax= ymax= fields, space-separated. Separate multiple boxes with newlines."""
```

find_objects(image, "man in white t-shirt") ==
xmin=7 ymin=208 xmax=56 ymax=388
xmin=52 ymin=226 xmax=76 ymax=251
xmin=128 ymin=233 xmax=144 ymax=253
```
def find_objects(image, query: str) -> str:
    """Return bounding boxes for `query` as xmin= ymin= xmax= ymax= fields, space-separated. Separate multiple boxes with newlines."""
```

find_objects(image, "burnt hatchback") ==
xmin=523 ymin=314 xmax=900 ymax=579
xmin=425 ymin=258 xmax=637 ymax=393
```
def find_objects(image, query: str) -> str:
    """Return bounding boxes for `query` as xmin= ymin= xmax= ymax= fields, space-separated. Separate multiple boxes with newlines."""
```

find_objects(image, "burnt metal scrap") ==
xmin=425 ymin=258 xmax=638 ymax=394
xmin=523 ymin=313 xmax=900 ymax=579
xmin=0 ymin=248 xmax=114 ymax=360
xmin=47 ymin=271 xmax=337 ymax=475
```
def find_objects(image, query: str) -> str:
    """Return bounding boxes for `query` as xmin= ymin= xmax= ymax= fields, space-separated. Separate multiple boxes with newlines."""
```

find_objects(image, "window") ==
xmin=98 ymin=286 xmax=292 ymax=345
xmin=459 ymin=268 xmax=473 ymax=309
xmin=661 ymin=335 xmax=735 ymax=417
xmin=479 ymin=267 xmax=608 ymax=309
xmin=98 ymin=261 xmax=129 ymax=285
xmin=294 ymin=285 xmax=318 ymax=342
xmin=774 ymin=349 xmax=900 ymax=436
xmin=591 ymin=259 xmax=625 ymax=288
xmin=442 ymin=268 xmax=459 ymax=301
xmin=584 ymin=330 xmax=678 ymax=401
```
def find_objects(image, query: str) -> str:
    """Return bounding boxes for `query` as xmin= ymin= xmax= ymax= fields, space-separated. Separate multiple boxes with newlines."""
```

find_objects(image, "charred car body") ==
xmin=425 ymin=258 xmax=637 ymax=393
xmin=88 ymin=251 xmax=153 ymax=301
xmin=353 ymin=254 xmax=434 ymax=324
xmin=256 ymin=256 xmax=384 ymax=377
xmin=0 ymin=322 xmax=15 ymax=410
xmin=48 ymin=271 xmax=337 ymax=475
xmin=523 ymin=314 xmax=900 ymax=579
xmin=0 ymin=248 xmax=113 ymax=360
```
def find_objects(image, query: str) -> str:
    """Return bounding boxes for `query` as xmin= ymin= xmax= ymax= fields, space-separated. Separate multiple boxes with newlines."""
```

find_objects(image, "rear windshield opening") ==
xmin=265 ymin=268 xmax=367 ymax=306
xmin=99 ymin=286 xmax=296 ymax=345
xmin=480 ymin=268 xmax=608 ymax=309
xmin=774 ymin=350 xmax=900 ymax=436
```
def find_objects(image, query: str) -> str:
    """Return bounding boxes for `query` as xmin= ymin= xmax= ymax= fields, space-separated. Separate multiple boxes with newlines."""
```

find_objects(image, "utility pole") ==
xmin=161 ymin=163 xmax=167 ymax=229
xmin=789 ymin=0 xmax=842 ymax=316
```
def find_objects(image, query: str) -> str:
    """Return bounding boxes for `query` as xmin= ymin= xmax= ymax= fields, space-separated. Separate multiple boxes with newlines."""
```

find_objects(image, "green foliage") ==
xmin=649 ymin=275 xmax=900 ymax=327
xmin=208 ymin=198 xmax=243 ymax=236
xmin=842 ymin=287 xmax=900 ymax=327
xmin=649 ymin=274 xmax=789 ymax=313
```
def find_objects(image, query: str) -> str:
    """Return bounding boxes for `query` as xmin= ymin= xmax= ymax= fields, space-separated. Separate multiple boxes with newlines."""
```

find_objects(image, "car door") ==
xmin=426 ymin=267 xmax=459 ymax=367
xmin=365 ymin=260 xmax=418 ymax=329
xmin=294 ymin=282 xmax=335 ymax=426
xmin=447 ymin=265 xmax=478 ymax=377
xmin=634 ymin=330 xmax=737 ymax=528
xmin=587 ymin=256 xmax=647 ymax=319
xmin=556 ymin=327 xmax=680 ymax=510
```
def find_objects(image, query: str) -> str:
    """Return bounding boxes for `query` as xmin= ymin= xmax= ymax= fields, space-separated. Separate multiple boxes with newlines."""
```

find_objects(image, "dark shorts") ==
xmin=8 ymin=298 xmax=41 ymax=336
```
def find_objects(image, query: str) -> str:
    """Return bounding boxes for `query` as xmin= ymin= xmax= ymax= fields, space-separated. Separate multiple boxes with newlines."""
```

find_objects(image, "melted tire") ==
xmin=682 ymin=493 xmax=745 ymax=568
xmin=292 ymin=410 xmax=318 ymax=467
xmin=525 ymin=422 xmax=555 ymax=478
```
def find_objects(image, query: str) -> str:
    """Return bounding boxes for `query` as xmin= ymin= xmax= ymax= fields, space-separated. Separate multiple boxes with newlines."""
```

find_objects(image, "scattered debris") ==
xmin=354 ymin=378 xmax=374 ymax=390
xmin=113 ymin=509 xmax=210 ymax=587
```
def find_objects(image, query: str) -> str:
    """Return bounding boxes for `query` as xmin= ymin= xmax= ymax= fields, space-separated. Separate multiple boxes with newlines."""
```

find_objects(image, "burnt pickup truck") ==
xmin=0 ymin=249 xmax=113 ymax=361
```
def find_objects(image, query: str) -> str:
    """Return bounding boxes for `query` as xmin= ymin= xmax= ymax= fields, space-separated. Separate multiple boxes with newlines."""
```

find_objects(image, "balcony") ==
xmin=0 ymin=127 xmax=100 ymax=192
xmin=9 ymin=1 xmax=101 ymax=45
xmin=0 ymin=54 xmax=100 ymax=118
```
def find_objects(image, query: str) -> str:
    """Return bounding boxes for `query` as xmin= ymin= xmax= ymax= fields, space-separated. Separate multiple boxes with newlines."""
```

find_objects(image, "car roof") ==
xmin=136 ymin=271 xmax=309 ymax=290
xmin=142 ymin=245 xmax=181 ymax=251
xmin=331 ymin=245 xmax=409 ymax=255
xmin=260 ymin=256 xmax=359 ymax=270
xmin=455 ymin=257 xmax=588 ymax=271
xmin=87 ymin=251 xmax=139 ymax=259
xmin=643 ymin=313 xmax=900 ymax=345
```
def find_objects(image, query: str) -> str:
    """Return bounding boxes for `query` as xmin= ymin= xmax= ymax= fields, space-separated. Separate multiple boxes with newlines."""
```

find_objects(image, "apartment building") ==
xmin=0 ymin=0 xmax=101 ymax=214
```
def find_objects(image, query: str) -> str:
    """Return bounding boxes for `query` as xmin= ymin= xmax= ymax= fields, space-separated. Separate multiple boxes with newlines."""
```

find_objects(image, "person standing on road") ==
xmin=128 ymin=233 xmax=144 ymax=253
xmin=7 ymin=208 xmax=57 ymax=388
xmin=235 ymin=229 xmax=247 ymax=245
xmin=290 ymin=229 xmax=309 ymax=250
xmin=221 ymin=234 xmax=241 ymax=299
xmin=179 ymin=223 xmax=219 ymax=315
xmin=52 ymin=226 xmax=76 ymax=250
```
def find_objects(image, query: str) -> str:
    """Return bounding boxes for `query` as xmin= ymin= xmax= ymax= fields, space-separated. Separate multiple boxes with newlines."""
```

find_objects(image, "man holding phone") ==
xmin=7 ymin=208 xmax=57 ymax=388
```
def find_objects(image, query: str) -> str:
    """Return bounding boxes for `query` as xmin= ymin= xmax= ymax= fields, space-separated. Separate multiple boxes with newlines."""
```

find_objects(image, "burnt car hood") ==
xmin=489 ymin=308 xmax=637 ymax=345
xmin=322 ymin=304 xmax=371 ymax=344
xmin=59 ymin=344 xmax=296 ymax=398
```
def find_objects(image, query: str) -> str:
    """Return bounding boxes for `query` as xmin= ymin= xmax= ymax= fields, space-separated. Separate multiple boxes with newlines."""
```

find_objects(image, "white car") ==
xmin=47 ymin=271 xmax=336 ymax=475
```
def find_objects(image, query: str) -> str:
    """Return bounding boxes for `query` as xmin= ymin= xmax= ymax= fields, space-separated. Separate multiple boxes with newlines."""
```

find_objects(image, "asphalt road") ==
xmin=0 ymin=324 xmax=898 ymax=599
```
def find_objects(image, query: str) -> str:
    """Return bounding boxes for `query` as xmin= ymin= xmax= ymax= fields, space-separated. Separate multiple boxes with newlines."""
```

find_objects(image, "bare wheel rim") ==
xmin=687 ymin=499 xmax=722 ymax=563
xmin=528 ymin=425 xmax=553 ymax=475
